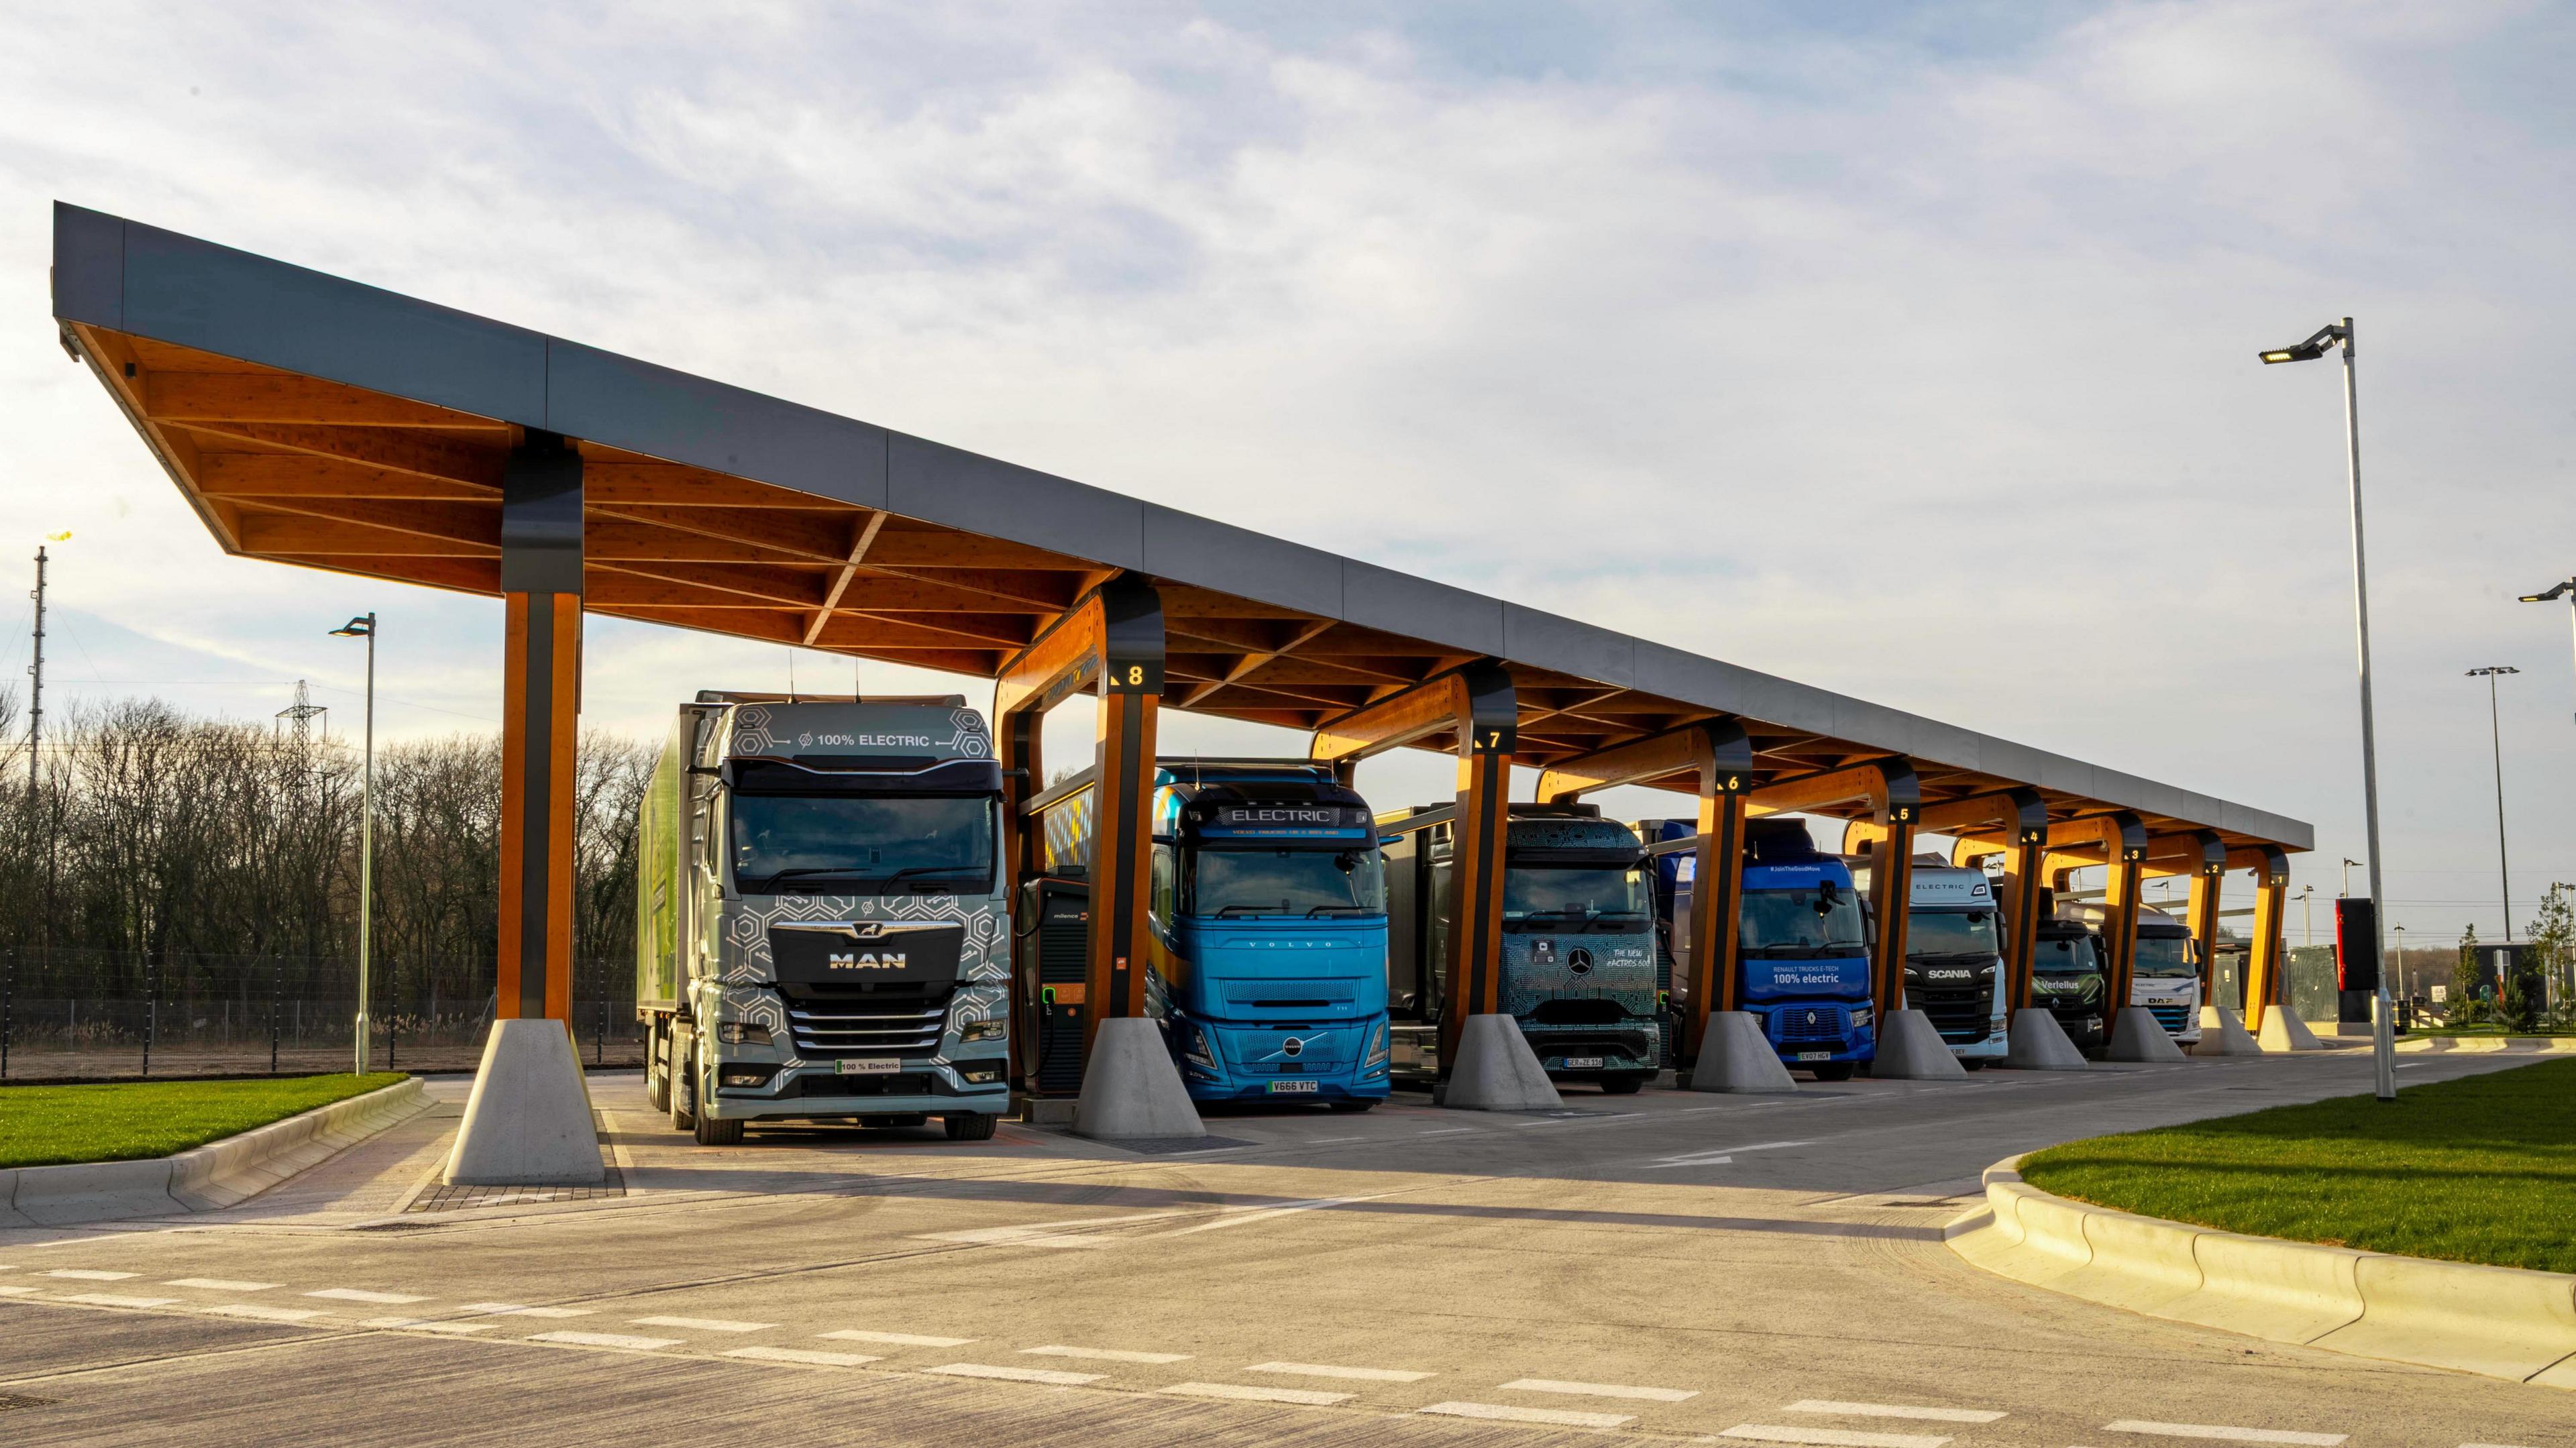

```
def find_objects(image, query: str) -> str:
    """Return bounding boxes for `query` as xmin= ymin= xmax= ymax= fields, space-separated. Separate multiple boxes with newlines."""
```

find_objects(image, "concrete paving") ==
xmin=0 ymin=1046 xmax=2565 ymax=1447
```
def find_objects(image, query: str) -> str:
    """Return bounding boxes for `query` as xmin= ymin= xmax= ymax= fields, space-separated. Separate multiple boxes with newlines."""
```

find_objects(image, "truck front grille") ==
xmin=1771 ymin=1006 xmax=1848 ymax=1044
xmin=1915 ymin=991 xmax=1992 ymax=1042
xmin=2148 ymin=1003 xmax=2191 ymax=1034
xmin=788 ymin=1000 xmax=945 ymax=1058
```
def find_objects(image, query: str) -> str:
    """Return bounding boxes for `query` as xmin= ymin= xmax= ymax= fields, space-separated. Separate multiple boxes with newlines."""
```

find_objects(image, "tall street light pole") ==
xmin=2261 ymin=317 xmax=2394 ymax=1100
xmin=331 ymin=613 xmax=377 ymax=1075
xmin=2466 ymin=666 xmax=2520 ymax=942
xmin=2516 ymin=578 xmax=2576 ymax=726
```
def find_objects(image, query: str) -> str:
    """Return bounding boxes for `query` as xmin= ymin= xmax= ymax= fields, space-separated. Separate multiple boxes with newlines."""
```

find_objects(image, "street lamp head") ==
xmin=329 ymin=614 xmax=374 ymax=638
xmin=2466 ymin=665 xmax=2521 ymax=678
xmin=2257 ymin=322 xmax=2348 ymax=365
xmin=2518 ymin=581 xmax=2572 ymax=603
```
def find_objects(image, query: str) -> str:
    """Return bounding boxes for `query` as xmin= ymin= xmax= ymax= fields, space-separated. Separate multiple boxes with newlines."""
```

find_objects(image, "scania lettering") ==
xmin=1849 ymin=857 xmax=2006 ymax=1066
xmin=1640 ymin=817 xmax=1875 ymax=1081
xmin=1384 ymin=804 xmax=1660 ymax=1092
xmin=1028 ymin=761 xmax=1391 ymax=1108
xmin=634 ymin=692 xmax=1009 ymax=1145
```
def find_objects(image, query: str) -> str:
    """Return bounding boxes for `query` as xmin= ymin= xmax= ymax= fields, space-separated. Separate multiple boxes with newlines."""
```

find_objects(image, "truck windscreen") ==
xmin=1189 ymin=846 xmax=1386 ymax=917
xmin=731 ymin=793 xmax=996 ymax=894
xmin=1505 ymin=865 xmax=1650 ymax=924
xmin=2036 ymin=933 xmax=2100 ymax=974
xmin=1909 ymin=909 xmax=1996 ymax=958
xmin=1739 ymin=887 xmax=1867 ymax=957
xmin=2134 ymin=934 xmax=2192 ymax=976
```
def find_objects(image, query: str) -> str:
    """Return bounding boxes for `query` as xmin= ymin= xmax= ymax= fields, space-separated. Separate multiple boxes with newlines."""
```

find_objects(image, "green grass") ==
xmin=2019 ymin=1058 xmax=2576 ymax=1274
xmin=0 ymin=1074 xmax=408 ymax=1170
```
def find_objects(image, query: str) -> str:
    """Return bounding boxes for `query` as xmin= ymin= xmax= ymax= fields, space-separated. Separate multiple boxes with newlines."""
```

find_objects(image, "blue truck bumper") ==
xmin=1750 ymin=1000 xmax=1876 ymax=1064
xmin=1177 ymin=1016 xmax=1389 ymax=1103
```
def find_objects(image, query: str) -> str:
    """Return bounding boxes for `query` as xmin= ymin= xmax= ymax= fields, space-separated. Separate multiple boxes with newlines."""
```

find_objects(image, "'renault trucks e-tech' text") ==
xmin=635 ymin=693 xmax=1010 ymax=1145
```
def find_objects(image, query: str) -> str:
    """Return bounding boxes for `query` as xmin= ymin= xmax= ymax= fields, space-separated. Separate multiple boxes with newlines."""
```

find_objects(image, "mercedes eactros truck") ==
xmin=635 ymin=693 xmax=1010 ymax=1145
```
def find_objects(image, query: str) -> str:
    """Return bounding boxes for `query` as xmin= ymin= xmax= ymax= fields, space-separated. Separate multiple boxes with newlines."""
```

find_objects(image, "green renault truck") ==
xmin=635 ymin=692 xmax=1011 ymax=1144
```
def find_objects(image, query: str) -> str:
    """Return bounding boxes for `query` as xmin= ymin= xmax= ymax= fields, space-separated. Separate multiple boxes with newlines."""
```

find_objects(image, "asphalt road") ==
xmin=1 ymin=1046 xmax=2565 ymax=1447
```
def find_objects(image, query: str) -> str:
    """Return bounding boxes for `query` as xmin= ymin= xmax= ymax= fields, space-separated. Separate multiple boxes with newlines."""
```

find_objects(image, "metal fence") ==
xmin=0 ymin=949 xmax=643 ymax=1081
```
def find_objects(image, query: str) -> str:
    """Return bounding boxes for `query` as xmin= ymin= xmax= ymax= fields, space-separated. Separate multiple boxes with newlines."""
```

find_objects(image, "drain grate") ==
xmin=407 ymin=1165 xmax=627 ymax=1213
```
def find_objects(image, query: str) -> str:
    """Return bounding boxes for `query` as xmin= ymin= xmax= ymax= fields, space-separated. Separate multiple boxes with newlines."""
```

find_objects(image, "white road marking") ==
xmin=529 ymin=1331 xmax=682 ymax=1351
xmin=2104 ymin=1425 xmax=2347 ymax=1446
xmin=1420 ymin=1401 xmax=1635 ymax=1429
xmin=924 ymin=1363 xmax=1103 ymax=1386
xmin=822 ymin=1329 xmax=975 ymax=1347
xmin=1163 ymin=1382 xmax=1352 ymax=1406
xmin=1503 ymin=1377 xmax=1697 ymax=1402
xmin=307 ymin=1288 xmax=429 ymax=1304
xmin=1247 ymin=1361 xmax=1434 ymax=1383
xmin=1415 ymin=1128 xmax=1475 ymax=1135
xmin=58 ymin=1293 xmax=181 ymax=1308
xmin=916 ymin=1211 xmax=1189 ymax=1251
xmin=203 ymin=1304 xmax=327 ymax=1323
xmin=41 ymin=1269 xmax=138 ymax=1281
xmin=1720 ymin=1426 xmax=1950 ymax=1448
xmin=461 ymin=1302 xmax=590 ymax=1318
xmin=727 ymin=1346 xmax=879 ymax=1367
xmin=0 ymin=1286 xmax=42 ymax=1296
xmin=1022 ymin=1344 xmax=1191 ymax=1363
xmin=631 ymin=1315 xmax=774 ymax=1333
xmin=1646 ymin=1139 xmax=1813 ymax=1169
xmin=1788 ymin=1400 xmax=2006 ymax=1424
xmin=1311 ymin=1135 xmax=1369 ymax=1143
xmin=1162 ymin=1192 xmax=1407 ymax=1237
xmin=362 ymin=1317 xmax=492 ymax=1334
xmin=166 ymin=1278 xmax=279 ymax=1292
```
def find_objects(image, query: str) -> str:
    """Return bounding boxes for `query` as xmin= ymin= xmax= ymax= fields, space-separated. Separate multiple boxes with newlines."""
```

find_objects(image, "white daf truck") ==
xmin=635 ymin=692 xmax=1010 ymax=1144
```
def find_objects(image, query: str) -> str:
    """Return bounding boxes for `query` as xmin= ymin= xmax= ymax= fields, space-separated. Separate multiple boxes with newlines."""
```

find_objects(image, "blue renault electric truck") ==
xmin=1029 ymin=761 xmax=1391 ymax=1109
xmin=1640 ymin=816 xmax=1876 ymax=1080
xmin=1382 ymin=803 xmax=1662 ymax=1092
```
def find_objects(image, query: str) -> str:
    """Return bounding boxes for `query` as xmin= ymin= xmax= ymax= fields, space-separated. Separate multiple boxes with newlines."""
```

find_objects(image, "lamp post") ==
xmin=330 ymin=613 xmax=377 ymax=1075
xmin=2516 ymin=579 xmax=2576 ymax=725
xmin=2392 ymin=922 xmax=2407 ymax=1000
xmin=2466 ymin=666 xmax=2520 ymax=942
xmin=2260 ymin=317 xmax=2394 ymax=1100
xmin=2299 ymin=884 xmax=2314 ymax=948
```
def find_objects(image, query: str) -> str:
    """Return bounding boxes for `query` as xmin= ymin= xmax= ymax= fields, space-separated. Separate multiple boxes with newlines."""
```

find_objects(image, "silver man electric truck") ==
xmin=635 ymin=693 xmax=1010 ymax=1144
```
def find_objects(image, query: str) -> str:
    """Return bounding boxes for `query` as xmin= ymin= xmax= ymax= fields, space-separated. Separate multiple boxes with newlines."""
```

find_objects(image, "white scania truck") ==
xmin=635 ymin=693 xmax=1011 ymax=1144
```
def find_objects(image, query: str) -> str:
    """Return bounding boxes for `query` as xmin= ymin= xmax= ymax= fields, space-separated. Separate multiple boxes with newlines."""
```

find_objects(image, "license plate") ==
xmin=1561 ymin=1056 xmax=1604 ymax=1070
xmin=2147 ymin=997 xmax=2186 ymax=1007
xmin=837 ymin=1058 xmax=898 ymax=1075
xmin=1267 ymin=1078 xmax=1318 ymax=1094
xmin=1795 ymin=1050 xmax=1832 ymax=1062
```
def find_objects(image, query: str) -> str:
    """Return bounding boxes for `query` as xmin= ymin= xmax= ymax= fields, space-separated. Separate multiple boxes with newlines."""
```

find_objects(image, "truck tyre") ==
xmin=688 ymin=1044 xmax=744 ymax=1146
xmin=943 ymin=1113 xmax=998 ymax=1141
xmin=1327 ymin=1099 xmax=1376 ymax=1113
xmin=645 ymin=1023 xmax=671 ymax=1113
xmin=669 ymin=1034 xmax=698 ymax=1131
xmin=1809 ymin=1062 xmax=1856 ymax=1082
xmin=1599 ymin=1073 xmax=1646 ymax=1095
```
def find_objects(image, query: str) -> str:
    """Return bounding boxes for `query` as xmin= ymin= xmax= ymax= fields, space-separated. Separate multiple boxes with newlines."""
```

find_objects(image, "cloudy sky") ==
xmin=5 ymin=1 xmax=2572 ymax=939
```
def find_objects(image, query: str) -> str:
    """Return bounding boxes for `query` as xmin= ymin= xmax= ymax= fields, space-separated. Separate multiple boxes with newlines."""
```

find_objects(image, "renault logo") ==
xmin=1805 ymin=1010 xmax=1819 ymax=1025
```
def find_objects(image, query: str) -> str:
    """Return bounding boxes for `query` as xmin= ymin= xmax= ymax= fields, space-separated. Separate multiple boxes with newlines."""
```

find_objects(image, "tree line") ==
xmin=0 ymin=689 xmax=653 ymax=1012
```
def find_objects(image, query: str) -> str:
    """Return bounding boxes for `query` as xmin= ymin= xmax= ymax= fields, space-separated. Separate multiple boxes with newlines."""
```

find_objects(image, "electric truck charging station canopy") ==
xmin=46 ymin=203 xmax=2313 ymax=1106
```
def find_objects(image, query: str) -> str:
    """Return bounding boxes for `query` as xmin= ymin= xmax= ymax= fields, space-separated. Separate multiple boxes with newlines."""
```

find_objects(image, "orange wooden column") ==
xmin=2235 ymin=846 xmax=2290 ymax=1030
xmin=496 ymin=433 xmax=584 ymax=1023
xmin=2176 ymin=831 xmax=2227 ymax=1005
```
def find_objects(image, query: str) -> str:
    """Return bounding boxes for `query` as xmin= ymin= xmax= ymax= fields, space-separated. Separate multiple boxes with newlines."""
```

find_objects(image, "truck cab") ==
xmin=1030 ymin=761 xmax=1391 ymax=1109
xmin=2029 ymin=915 xmax=2110 ymax=1047
xmin=1888 ymin=860 xmax=2008 ymax=1066
xmin=1384 ymin=804 xmax=1662 ymax=1093
xmin=635 ymin=693 xmax=1010 ymax=1146
xmin=2058 ymin=900 xmax=2204 ymax=1046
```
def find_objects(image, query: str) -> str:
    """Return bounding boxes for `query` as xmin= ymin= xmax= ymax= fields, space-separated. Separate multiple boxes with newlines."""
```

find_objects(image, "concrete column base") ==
xmin=2002 ymin=1007 xmax=2088 ymax=1070
xmin=1440 ymin=1013 xmax=1563 ymax=1110
xmin=2106 ymin=1005 xmax=2189 ymax=1062
xmin=1682 ymin=1012 xmax=1799 ymax=1093
xmin=2190 ymin=1005 xmax=2264 ymax=1056
xmin=2257 ymin=1009 xmax=2330 ymax=1052
xmin=1073 ymin=1017 xmax=1207 ymax=1140
xmin=443 ymin=1018 xmax=604 ymax=1186
xmin=1868 ymin=1008 xmax=1968 ymax=1079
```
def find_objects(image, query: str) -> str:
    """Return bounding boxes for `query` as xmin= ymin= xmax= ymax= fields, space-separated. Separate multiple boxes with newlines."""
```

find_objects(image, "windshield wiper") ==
xmin=748 ymin=864 xmax=982 ymax=891
xmin=1214 ymin=903 xmax=1279 ymax=917
xmin=747 ymin=866 xmax=869 ymax=889
xmin=1303 ymin=904 xmax=1375 ymax=917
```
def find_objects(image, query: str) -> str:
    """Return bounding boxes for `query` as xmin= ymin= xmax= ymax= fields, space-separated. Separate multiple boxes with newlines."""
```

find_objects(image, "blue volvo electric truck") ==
xmin=1640 ymin=816 xmax=1876 ymax=1080
xmin=1030 ymin=761 xmax=1391 ymax=1109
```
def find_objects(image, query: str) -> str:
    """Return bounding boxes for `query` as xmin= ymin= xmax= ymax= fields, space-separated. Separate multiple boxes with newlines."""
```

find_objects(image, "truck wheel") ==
xmin=1599 ymin=1074 xmax=1646 ymax=1095
xmin=1327 ymin=1099 xmax=1376 ymax=1113
xmin=1809 ymin=1062 xmax=1856 ymax=1082
xmin=943 ymin=1113 xmax=998 ymax=1141
xmin=645 ymin=1024 xmax=671 ymax=1113
xmin=668 ymin=1036 xmax=698 ymax=1131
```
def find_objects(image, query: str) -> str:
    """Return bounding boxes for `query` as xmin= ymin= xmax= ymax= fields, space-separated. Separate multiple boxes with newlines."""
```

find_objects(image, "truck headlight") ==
xmin=1363 ymin=1019 xmax=1388 ymax=1069
xmin=716 ymin=1022 xmax=771 ymax=1046
xmin=957 ymin=1063 xmax=1005 ymax=1085
xmin=959 ymin=1020 xmax=1005 ymax=1043
xmin=1848 ymin=1006 xmax=1873 ymax=1029
xmin=1183 ymin=1023 xmax=1219 ymax=1072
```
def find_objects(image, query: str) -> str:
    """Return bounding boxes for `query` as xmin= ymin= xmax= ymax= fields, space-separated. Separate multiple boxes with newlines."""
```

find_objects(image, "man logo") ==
xmin=826 ymin=951 xmax=906 ymax=970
